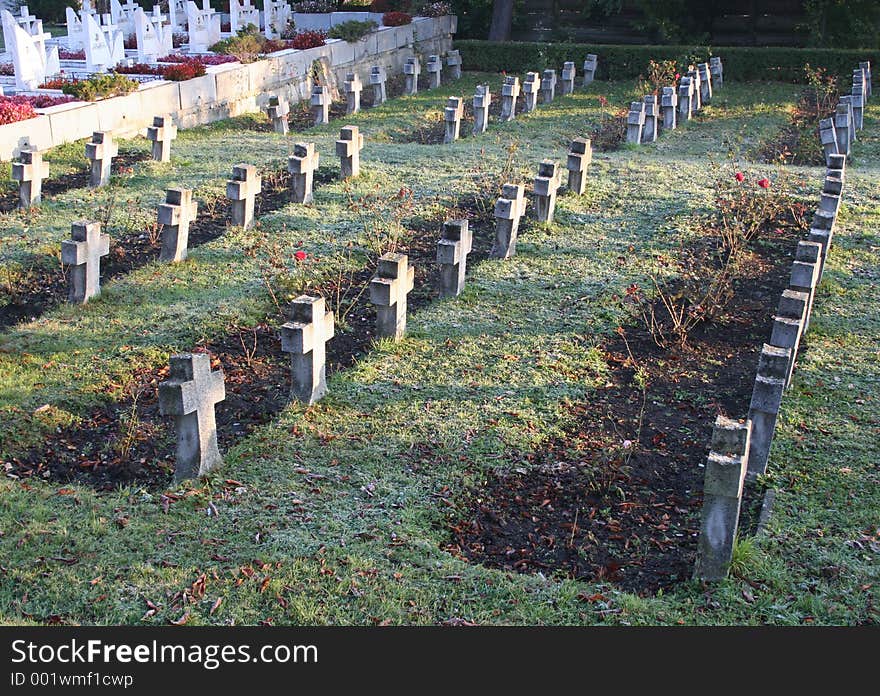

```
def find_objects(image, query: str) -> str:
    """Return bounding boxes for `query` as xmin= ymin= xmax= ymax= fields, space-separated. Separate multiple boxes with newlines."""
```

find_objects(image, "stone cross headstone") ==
xmin=770 ymin=289 xmax=809 ymax=388
xmin=158 ymin=188 xmax=198 ymax=262
xmin=404 ymin=56 xmax=420 ymax=95
xmin=818 ymin=117 xmax=838 ymax=166
xmin=790 ymin=240 xmax=822 ymax=332
xmin=229 ymin=0 xmax=260 ymax=33
xmin=343 ymin=72 xmax=362 ymax=115
xmin=826 ymin=153 xmax=846 ymax=180
xmin=336 ymin=125 xmax=364 ymax=179
xmin=61 ymin=221 xmax=110 ymax=304
xmin=660 ymin=86 xmax=677 ymax=130
xmin=226 ymin=164 xmax=261 ymax=229
xmin=689 ymin=67 xmax=702 ymax=111
xmin=694 ymin=416 xmax=751 ymax=581
xmin=811 ymin=203 xmax=836 ymax=237
xmin=370 ymin=252 xmax=415 ymax=341
xmin=446 ymin=49 xmax=462 ymax=80
xmin=85 ymin=131 xmax=118 ymax=188
xmin=709 ymin=56 xmax=723 ymax=89
xmin=158 ymin=353 xmax=225 ymax=481
xmin=288 ymin=142 xmax=319 ymax=204
xmin=11 ymin=147 xmax=49 ymax=209
xmin=678 ymin=76 xmax=694 ymax=121
xmin=626 ymin=101 xmax=645 ymax=144
xmin=311 ymin=84 xmax=330 ymax=126
xmin=566 ymin=137 xmax=591 ymax=195
xmin=472 ymin=85 xmax=491 ymax=135
xmin=443 ymin=96 xmax=464 ymax=144
xmin=582 ymin=54 xmax=597 ymax=86
xmin=533 ymin=160 xmax=562 ymax=224
xmin=281 ymin=295 xmax=335 ymax=404
xmin=522 ymin=72 xmax=540 ymax=113
xmin=370 ymin=65 xmax=387 ymax=105
xmin=850 ymin=89 xmax=864 ymax=131
xmin=540 ymin=69 xmax=557 ymax=104
xmin=835 ymin=101 xmax=853 ymax=154
xmin=263 ymin=0 xmax=291 ymax=40
xmin=437 ymin=219 xmax=472 ymax=298
xmin=697 ymin=62 xmax=712 ymax=104
xmin=642 ymin=95 xmax=658 ymax=143
xmin=265 ymin=96 xmax=290 ymax=134
xmin=491 ymin=183 xmax=526 ymax=259
xmin=746 ymin=344 xmax=790 ymax=478
xmin=426 ymin=54 xmax=442 ymax=88
xmin=817 ymin=189 xmax=841 ymax=218
xmin=853 ymin=68 xmax=866 ymax=105
xmin=146 ymin=116 xmax=177 ymax=162
xmin=500 ymin=75 xmax=520 ymax=122
xmin=561 ymin=61 xmax=576 ymax=95
xmin=859 ymin=61 xmax=872 ymax=99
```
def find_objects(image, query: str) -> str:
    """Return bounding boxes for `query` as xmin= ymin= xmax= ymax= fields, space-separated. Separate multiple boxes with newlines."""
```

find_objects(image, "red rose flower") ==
xmin=294 ymin=250 xmax=307 ymax=261
xmin=758 ymin=178 xmax=770 ymax=189
xmin=735 ymin=172 xmax=745 ymax=182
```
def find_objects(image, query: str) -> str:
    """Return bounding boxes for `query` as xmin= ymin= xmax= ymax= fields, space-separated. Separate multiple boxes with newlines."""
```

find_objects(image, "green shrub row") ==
xmin=453 ymin=40 xmax=879 ymax=84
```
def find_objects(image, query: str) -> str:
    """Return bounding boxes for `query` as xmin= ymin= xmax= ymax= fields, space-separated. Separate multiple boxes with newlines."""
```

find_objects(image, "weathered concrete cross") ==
xmin=426 ymin=54 xmax=442 ymax=88
xmin=582 ymin=54 xmax=598 ymax=86
xmin=437 ymin=219 xmax=472 ymax=298
xmin=626 ymin=101 xmax=645 ymax=144
xmin=533 ymin=159 xmax=562 ymax=223
xmin=281 ymin=295 xmax=335 ymax=403
xmin=443 ymin=96 xmax=463 ymax=143
xmin=446 ymin=49 xmax=462 ymax=80
xmin=226 ymin=163 xmax=261 ymax=229
xmin=370 ymin=252 xmax=415 ymax=341
xmin=343 ymin=72 xmax=362 ymax=115
xmin=158 ymin=352 xmax=225 ymax=481
xmin=522 ymin=72 xmax=540 ymax=113
xmin=158 ymin=188 xmax=198 ymax=262
xmin=11 ymin=146 xmax=49 ymax=208
xmin=678 ymin=77 xmax=694 ymax=121
xmin=500 ymin=75 xmax=520 ymax=122
xmin=146 ymin=115 xmax=177 ymax=162
xmin=61 ymin=221 xmax=110 ymax=304
xmin=540 ymin=68 xmax=557 ymax=104
xmin=85 ymin=131 xmax=118 ymax=187
xmin=370 ymin=65 xmax=387 ymax=105
xmin=566 ymin=137 xmax=591 ymax=195
xmin=746 ymin=344 xmax=790 ymax=478
xmin=560 ymin=61 xmax=576 ymax=94
xmin=642 ymin=95 xmax=658 ymax=143
xmin=336 ymin=125 xmax=364 ymax=179
xmin=403 ymin=56 xmax=420 ymax=95
xmin=660 ymin=86 xmax=677 ymax=130
xmin=265 ymin=96 xmax=290 ymax=134
xmin=472 ymin=85 xmax=491 ymax=135
xmin=491 ymin=183 xmax=526 ymax=259
xmin=288 ymin=142 xmax=319 ymax=204
xmin=311 ymin=84 xmax=330 ymax=125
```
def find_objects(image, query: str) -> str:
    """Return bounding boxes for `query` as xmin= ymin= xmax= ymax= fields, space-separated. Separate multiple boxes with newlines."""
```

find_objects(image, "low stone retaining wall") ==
xmin=0 ymin=15 xmax=457 ymax=162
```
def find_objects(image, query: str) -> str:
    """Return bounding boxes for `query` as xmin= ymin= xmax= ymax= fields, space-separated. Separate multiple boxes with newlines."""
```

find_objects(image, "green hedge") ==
xmin=453 ymin=40 xmax=880 ymax=84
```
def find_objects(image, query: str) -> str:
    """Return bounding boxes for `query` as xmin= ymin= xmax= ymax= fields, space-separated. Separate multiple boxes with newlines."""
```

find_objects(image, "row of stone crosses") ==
xmin=694 ymin=60 xmax=872 ymax=583
xmin=627 ymin=57 xmax=723 ymax=145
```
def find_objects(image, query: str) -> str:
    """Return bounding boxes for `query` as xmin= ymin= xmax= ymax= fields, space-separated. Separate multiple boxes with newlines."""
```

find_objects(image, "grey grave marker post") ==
xmin=226 ymin=164 xmax=261 ymax=229
xmin=582 ymin=54 xmax=597 ymax=86
xmin=336 ymin=125 xmax=364 ymax=179
xmin=85 ymin=131 xmax=118 ymax=187
xmin=709 ymin=56 xmax=723 ymax=88
xmin=264 ymin=96 xmax=290 ymax=134
xmin=533 ymin=160 xmax=562 ymax=224
xmin=678 ymin=76 xmax=694 ymax=121
xmin=697 ymin=62 xmax=712 ymax=104
xmin=443 ymin=96 xmax=463 ymax=144
xmin=446 ymin=49 xmax=462 ymax=80
xmin=522 ymin=72 xmax=540 ymax=113
xmin=694 ymin=416 xmax=752 ymax=581
xmin=818 ymin=118 xmax=838 ymax=166
xmin=370 ymin=252 xmax=415 ymax=341
xmin=491 ymin=183 xmax=526 ymax=259
xmin=746 ymin=344 xmax=790 ymax=478
xmin=540 ymin=69 xmax=557 ymax=104
xmin=158 ymin=188 xmax=198 ymax=262
xmin=404 ymin=56 xmax=420 ymax=95
xmin=158 ymin=353 xmax=225 ymax=481
xmin=11 ymin=147 xmax=49 ymax=208
xmin=288 ymin=142 xmax=319 ymax=204
xmin=642 ymin=95 xmax=658 ymax=143
xmin=660 ymin=86 xmax=677 ymax=130
xmin=437 ymin=219 xmax=472 ymax=298
xmin=566 ymin=137 xmax=591 ymax=195
xmin=146 ymin=115 xmax=177 ymax=161
xmin=500 ymin=75 xmax=520 ymax=122
xmin=61 ymin=221 xmax=110 ymax=304
xmin=560 ymin=61 xmax=575 ymax=94
xmin=370 ymin=65 xmax=387 ymax=105
xmin=473 ymin=85 xmax=491 ymax=135
xmin=790 ymin=240 xmax=823 ymax=333
xmin=771 ymin=289 xmax=810 ymax=389
xmin=626 ymin=101 xmax=645 ymax=144
xmin=343 ymin=72 xmax=362 ymax=115
xmin=426 ymin=54 xmax=442 ymax=88
xmin=280 ymin=295 xmax=335 ymax=404
xmin=310 ymin=84 xmax=330 ymax=126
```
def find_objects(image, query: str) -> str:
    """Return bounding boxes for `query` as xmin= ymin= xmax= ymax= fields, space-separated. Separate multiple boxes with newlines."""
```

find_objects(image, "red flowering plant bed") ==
xmin=0 ymin=94 xmax=79 ymax=124
xmin=161 ymin=61 xmax=207 ymax=81
xmin=158 ymin=53 xmax=237 ymax=65
xmin=57 ymin=49 xmax=85 ymax=60
xmin=113 ymin=63 xmax=164 ymax=76
xmin=382 ymin=11 xmax=412 ymax=26
xmin=265 ymin=30 xmax=328 ymax=52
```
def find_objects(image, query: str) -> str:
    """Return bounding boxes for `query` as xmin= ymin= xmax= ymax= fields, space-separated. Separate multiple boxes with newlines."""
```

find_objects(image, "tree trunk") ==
xmin=488 ymin=0 xmax=515 ymax=41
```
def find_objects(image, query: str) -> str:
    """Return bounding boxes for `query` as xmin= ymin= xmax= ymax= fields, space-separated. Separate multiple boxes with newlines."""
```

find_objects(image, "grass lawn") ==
xmin=0 ymin=72 xmax=877 ymax=625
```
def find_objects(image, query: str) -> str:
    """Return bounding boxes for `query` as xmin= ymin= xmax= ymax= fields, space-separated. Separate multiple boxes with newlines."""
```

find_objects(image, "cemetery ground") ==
xmin=0 ymin=73 xmax=878 ymax=625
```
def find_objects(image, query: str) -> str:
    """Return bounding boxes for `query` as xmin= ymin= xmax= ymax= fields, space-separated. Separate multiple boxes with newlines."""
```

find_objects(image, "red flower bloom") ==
xmin=294 ymin=250 xmax=307 ymax=261
xmin=758 ymin=178 xmax=770 ymax=189
xmin=598 ymin=95 xmax=608 ymax=107
xmin=675 ymin=73 xmax=681 ymax=80
xmin=735 ymin=172 xmax=745 ymax=182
